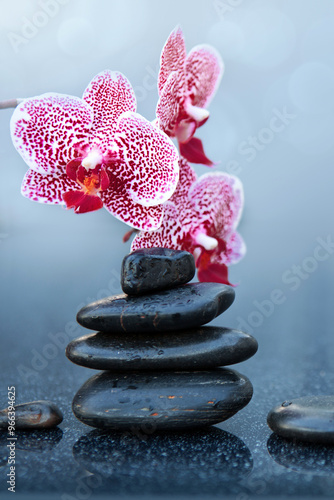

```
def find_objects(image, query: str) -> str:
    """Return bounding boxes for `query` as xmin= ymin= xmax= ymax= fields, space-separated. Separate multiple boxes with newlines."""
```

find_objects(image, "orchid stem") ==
xmin=0 ymin=98 xmax=24 ymax=110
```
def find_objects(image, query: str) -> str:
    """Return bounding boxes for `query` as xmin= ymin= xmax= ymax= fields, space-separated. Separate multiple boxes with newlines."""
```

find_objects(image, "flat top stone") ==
xmin=267 ymin=395 xmax=334 ymax=444
xmin=76 ymin=282 xmax=235 ymax=334
xmin=72 ymin=368 xmax=253 ymax=430
xmin=66 ymin=326 xmax=258 ymax=371
xmin=121 ymin=248 xmax=195 ymax=295
xmin=0 ymin=400 xmax=63 ymax=430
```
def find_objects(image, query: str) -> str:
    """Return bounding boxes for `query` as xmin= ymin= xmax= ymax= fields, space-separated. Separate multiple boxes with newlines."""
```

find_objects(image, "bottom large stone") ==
xmin=72 ymin=369 xmax=253 ymax=430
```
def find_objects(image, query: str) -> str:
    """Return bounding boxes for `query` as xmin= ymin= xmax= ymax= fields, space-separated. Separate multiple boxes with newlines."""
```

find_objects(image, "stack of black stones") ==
xmin=66 ymin=248 xmax=258 ymax=431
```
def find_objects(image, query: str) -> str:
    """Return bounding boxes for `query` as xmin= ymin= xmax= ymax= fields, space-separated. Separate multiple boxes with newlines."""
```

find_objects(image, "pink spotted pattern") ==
xmin=131 ymin=159 xmax=246 ymax=285
xmin=21 ymin=170 xmax=77 ymax=204
xmin=11 ymin=71 xmax=179 ymax=230
xmin=158 ymin=26 xmax=186 ymax=94
xmin=115 ymin=112 xmax=179 ymax=206
xmin=10 ymin=94 xmax=93 ymax=174
xmin=186 ymin=45 xmax=223 ymax=108
xmin=83 ymin=70 xmax=136 ymax=149
xmin=189 ymin=172 xmax=244 ymax=236
xmin=156 ymin=27 xmax=224 ymax=166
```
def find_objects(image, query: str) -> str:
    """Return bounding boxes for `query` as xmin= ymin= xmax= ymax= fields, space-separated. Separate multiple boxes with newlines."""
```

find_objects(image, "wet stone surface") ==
xmin=72 ymin=368 xmax=253 ymax=430
xmin=66 ymin=326 xmax=258 ymax=371
xmin=76 ymin=282 xmax=235 ymax=333
xmin=267 ymin=395 xmax=334 ymax=444
xmin=0 ymin=401 xmax=63 ymax=430
xmin=121 ymin=248 xmax=195 ymax=295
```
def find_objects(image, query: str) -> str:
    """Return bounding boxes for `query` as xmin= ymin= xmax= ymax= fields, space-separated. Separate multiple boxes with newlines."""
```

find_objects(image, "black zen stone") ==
xmin=72 ymin=368 xmax=253 ymax=430
xmin=267 ymin=395 xmax=334 ymax=444
xmin=0 ymin=401 xmax=63 ymax=430
xmin=121 ymin=248 xmax=195 ymax=295
xmin=76 ymin=283 xmax=235 ymax=333
xmin=66 ymin=326 xmax=258 ymax=371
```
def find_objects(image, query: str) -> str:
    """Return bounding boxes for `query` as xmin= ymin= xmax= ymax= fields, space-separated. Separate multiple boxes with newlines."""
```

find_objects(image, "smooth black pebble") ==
xmin=0 ymin=401 xmax=63 ymax=430
xmin=66 ymin=326 xmax=258 ymax=371
xmin=72 ymin=368 xmax=253 ymax=430
xmin=76 ymin=282 xmax=235 ymax=333
xmin=121 ymin=248 xmax=195 ymax=295
xmin=267 ymin=395 xmax=334 ymax=444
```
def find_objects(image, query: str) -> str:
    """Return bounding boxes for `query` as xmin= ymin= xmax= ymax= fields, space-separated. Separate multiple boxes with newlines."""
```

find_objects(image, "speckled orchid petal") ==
xmin=10 ymin=94 xmax=93 ymax=175
xmin=188 ymin=172 xmax=244 ymax=238
xmin=156 ymin=71 xmax=186 ymax=137
xmin=186 ymin=44 xmax=224 ymax=108
xmin=215 ymin=232 xmax=247 ymax=266
xmin=179 ymin=136 xmax=214 ymax=166
xmin=21 ymin=169 xmax=78 ymax=204
xmin=131 ymin=202 xmax=184 ymax=250
xmin=100 ymin=178 xmax=165 ymax=231
xmin=170 ymin=158 xmax=197 ymax=205
xmin=114 ymin=112 xmax=179 ymax=207
xmin=158 ymin=26 xmax=186 ymax=95
xmin=83 ymin=70 xmax=136 ymax=148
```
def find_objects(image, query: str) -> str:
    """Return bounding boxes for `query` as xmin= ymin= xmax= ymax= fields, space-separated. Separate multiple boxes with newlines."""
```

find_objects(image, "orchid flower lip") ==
xmin=194 ymin=231 xmax=218 ymax=251
xmin=81 ymin=150 xmax=103 ymax=170
xmin=186 ymin=103 xmax=210 ymax=123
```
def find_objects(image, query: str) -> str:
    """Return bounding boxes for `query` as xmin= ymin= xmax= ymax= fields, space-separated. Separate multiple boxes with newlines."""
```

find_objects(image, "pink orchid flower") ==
xmin=131 ymin=159 xmax=246 ymax=285
xmin=10 ymin=71 xmax=179 ymax=231
xmin=156 ymin=27 xmax=224 ymax=166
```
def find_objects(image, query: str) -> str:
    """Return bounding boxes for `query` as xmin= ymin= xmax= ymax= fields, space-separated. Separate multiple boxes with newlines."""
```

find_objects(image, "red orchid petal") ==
xmin=62 ymin=190 xmax=86 ymax=208
xmin=100 ymin=173 xmax=165 ymax=231
xmin=158 ymin=26 xmax=187 ymax=95
xmin=197 ymin=260 xmax=231 ymax=285
xmin=76 ymin=165 xmax=88 ymax=184
xmin=188 ymin=172 xmax=244 ymax=238
xmin=10 ymin=94 xmax=93 ymax=175
xmin=122 ymin=228 xmax=138 ymax=243
xmin=114 ymin=112 xmax=179 ymax=207
xmin=21 ymin=169 xmax=78 ymax=205
xmin=100 ymin=167 xmax=110 ymax=191
xmin=66 ymin=158 xmax=83 ymax=181
xmin=82 ymin=71 xmax=136 ymax=149
xmin=179 ymin=137 xmax=214 ymax=166
xmin=131 ymin=202 xmax=185 ymax=250
xmin=156 ymin=71 xmax=186 ymax=137
xmin=74 ymin=194 xmax=103 ymax=214
xmin=186 ymin=44 xmax=224 ymax=108
xmin=63 ymin=190 xmax=103 ymax=214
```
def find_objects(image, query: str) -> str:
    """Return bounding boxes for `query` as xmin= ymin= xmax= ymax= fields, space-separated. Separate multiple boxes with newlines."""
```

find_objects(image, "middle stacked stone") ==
xmin=66 ymin=248 xmax=258 ymax=431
